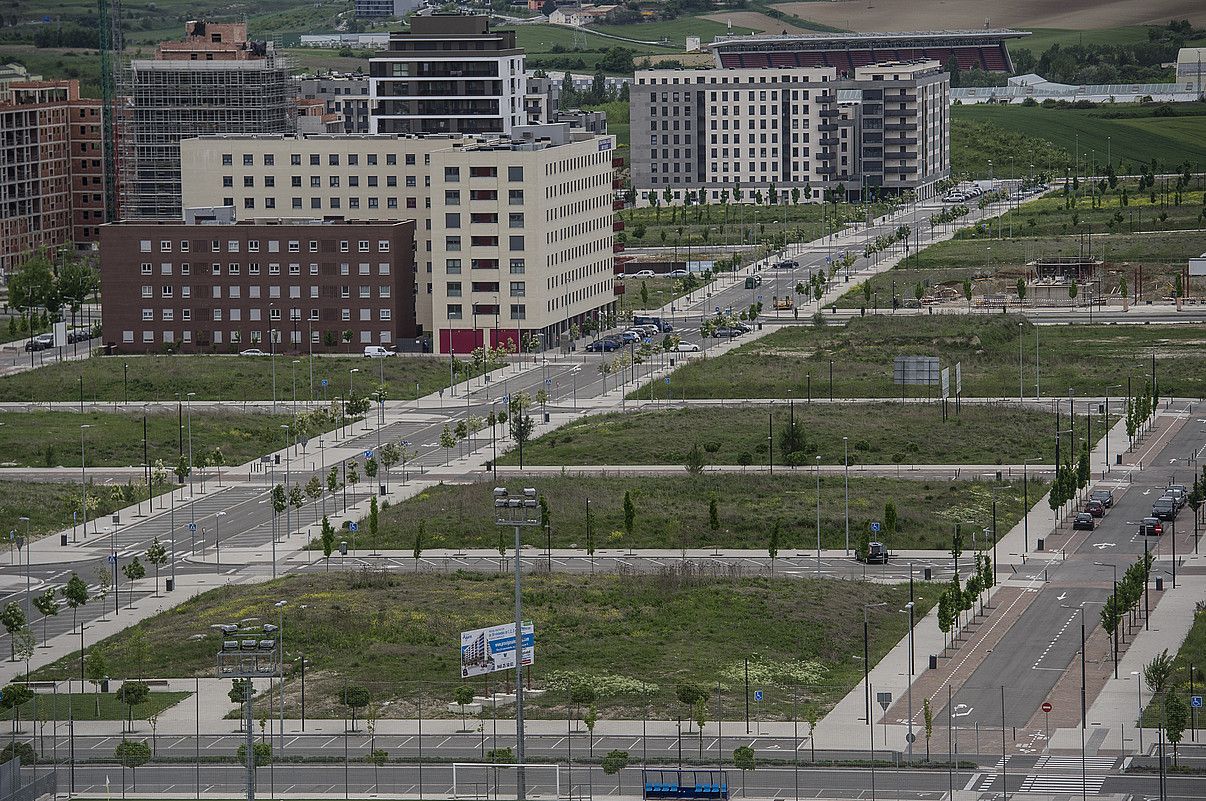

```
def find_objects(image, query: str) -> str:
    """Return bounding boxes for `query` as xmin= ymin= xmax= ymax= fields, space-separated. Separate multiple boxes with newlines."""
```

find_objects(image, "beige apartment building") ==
xmin=179 ymin=124 xmax=617 ymax=353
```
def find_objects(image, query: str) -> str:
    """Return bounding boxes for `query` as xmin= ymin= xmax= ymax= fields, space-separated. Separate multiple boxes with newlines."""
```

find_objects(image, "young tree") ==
xmin=305 ymin=475 xmax=323 ymax=524
xmin=1 ymin=602 xmax=26 ymax=661
xmin=922 ymin=698 xmax=933 ymax=761
xmin=320 ymin=516 xmax=336 ymax=572
xmin=32 ymin=588 xmax=58 ymax=645
xmin=229 ymin=678 xmax=252 ymax=731
xmin=512 ymin=413 xmax=534 ymax=468
xmin=732 ymin=745 xmax=756 ymax=796
xmin=121 ymin=557 xmax=146 ymax=605
xmin=1165 ymin=687 xmax=1188 ymax=765
xmin=768 ymin=519 xmax=780 ymax=573
xmin=339 ymin=686 xmax=371 ymax=732
xmin=1145 ymin=649 xmax=1175 ymax=696
xmin=62 ymin=573 xmax=89 ymax=631
xmin=413 ymin=520 xmax=424 ymax=563
xmin=85 ymin=649 xmax=107 ymax=716
xmin=883 ymin=500 xmax=897 ymax=539
xmin=623 ymin=490 xmax=636 ymax=543
xmin=115 ymin=680 xmax=151 ymax=733
xmin=709 ymin=496 xmax=719 ymax=538
xmin=440 ymin=424 xmax=456 ymax=465
xmin=453 ymin=685 xmax=475 ymax=730
xmin=145 ymin=539 xmax=168 ymax=596
xmin=94 ymin=565 xmax=112 ymax=620
xmin=602 ymin=749 xmax=631 ymax=795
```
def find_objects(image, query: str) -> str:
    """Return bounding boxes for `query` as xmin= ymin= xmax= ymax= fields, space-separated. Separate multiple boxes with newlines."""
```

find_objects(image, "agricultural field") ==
xmin=30 ymin=571 xmax=942 ymax=720
xmin=635 ymin=315 xmax=1197 ymax=400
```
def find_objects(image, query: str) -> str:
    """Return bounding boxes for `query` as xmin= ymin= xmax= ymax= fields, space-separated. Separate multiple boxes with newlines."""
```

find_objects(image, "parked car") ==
xmin=711 ymin=327 xmax=744 ymax=338
xmin=1089 ymin=489 xmax=1114 ymax=508
xmin=636 ymin=324 xmax=660 ymax=336
xmin=1166 ymin=487 xmax=1187 ymax=508
xmin=67 ymin=329 xmax=92 ymax=343
xmin=667 ymin=269 xmax=690 ymax=278
xmin=1084 ymin=499 xmax=1106 ymax=518
xmin=620 ymin=330 xmax=642 ymax=343
xmin=238 ymin=348 xmax=268 ymax=356
xmin=585 ymin=339 xmax=620 ymax=352
xmin=1151 ymin=496 xmax=1178 ymax=521
xmin=675 ymin=342 xmax=700 ymax=353
xmin=858 ymin=541 xmax=890 ymax=564
xmin=733 ymin=321 xmax=753 ymax=333
xmin=1072 ymin=512 xmax=1096 ymax=531
xmin=24 ymin=335 xmax=52 ymax=352
xmin=1138 ymin=517 xmax=1164 ymax=537
xmin=631 ymin=269 xmax=656 ymax=278
xmin=363 ymin=346 xmax=395 ymax=358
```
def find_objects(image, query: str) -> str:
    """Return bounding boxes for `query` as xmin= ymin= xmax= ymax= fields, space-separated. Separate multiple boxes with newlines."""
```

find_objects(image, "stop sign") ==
xmin=1042 ymin=702 xmax=1053 ymax=713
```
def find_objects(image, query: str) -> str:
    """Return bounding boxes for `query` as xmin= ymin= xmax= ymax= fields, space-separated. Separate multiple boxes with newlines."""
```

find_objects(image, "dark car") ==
xmin=1084 ymin=499 xmax=1106 ymax=518
xmin=1151 ymin=496 xmax=1178 ymax=521
xmin=1072 ymin=512 xmax=1095 ymax=531
xmin=1089 ymin=489 xmax=1114 ymax=508
xmin=858 ymin=541 xmax=890 ymax=564
xmin=585 ymin=339 xmax=619 ymax=352
xmin=1138 ymin=517 xmax=1164 ymax=537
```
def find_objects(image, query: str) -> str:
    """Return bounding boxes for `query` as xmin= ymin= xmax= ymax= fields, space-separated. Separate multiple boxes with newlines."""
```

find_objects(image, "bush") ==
xmin=0 ymin=742 xmax=35 ymax=765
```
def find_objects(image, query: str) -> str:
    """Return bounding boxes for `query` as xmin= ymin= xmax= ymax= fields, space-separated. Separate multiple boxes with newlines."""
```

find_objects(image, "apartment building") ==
xmin=844 ymin=61 xmax=949 ymax=198
xmin=630 ymin=61 xmax=949 ymax=202
xmin=179 ymin=124 xmax=617 ymax=353
xmin=0 ymin=78 xmax=103 ymax=276
xmin=122 ymin=22 xmax=295 ymax=220
xmin=300 ymin=74 xmax=373 ymax=133
xmin=630 ymin=67 xmax=836 ymax=204
xmin=98 ymin=218 xmax=416 ymax=353
xmin=369 ymin=15 xmax=525 ymax=136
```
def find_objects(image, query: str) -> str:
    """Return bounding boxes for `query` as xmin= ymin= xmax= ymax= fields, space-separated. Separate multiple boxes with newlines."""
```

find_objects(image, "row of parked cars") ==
xmin=708 ymin=320 xmax=753 ymax=339
xmin=585 ymin=323 xmax=700 ymax=353
xmin=24 ymin=329 xmax=95 ymax=351
xmin=1142 ymin=483 xmax=1190 ymax=537
xmin=1072 ymin=488 xmax=1115 ymax=530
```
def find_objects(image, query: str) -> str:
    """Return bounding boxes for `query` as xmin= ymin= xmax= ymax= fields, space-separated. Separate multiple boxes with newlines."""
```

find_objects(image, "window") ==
xmin=162 ymin=309 xmax=174 ymax=321
xmin=445 ymin=213 xmax=461 ymax=229
xmin=310 ymin=177 xmax=321 ymax=188
xmin=329 ymin=154 xmax=339 ymax=166
xmin=269 ymin=307 xmax=281 ymax=319
xmin=446 ymin=236 xmax=461 ymax=252
xmin=510 ymin=304 xmax=526 ymax=319
xmin=248 ymin=240 xmax=260 ymax=252
xmin=309 ymin=154 xmax=320 ymax=166
xmin=378 ymin=263 xmax=390 ymax=275
xmin=139 ymin=240 xmax=152 ymax=253
xmin=180 ymin=241 xmax=190 ymax=253
xmin=509 ymin=259 xmax=525 ymax=274
xmin=510 ymin=281 xmax=526 ymax=296
xmin=242 ymin=154 xmax=253 ymax=166
xmin=446 ymin=259 xmax=462 ymax=274
xmin=222 ymin=154 xmax=233 ymax=166
xmin=378 ymin=285 xmax=391 ymax=298
xmin=329 ymin=176 xmax=340 ymax=188
xmin=142 ymin=309 xmax=154 ymax=320
xmin=358 ymin=240 xmax=370 ymax=253
xmin=182 ymin=309 xmax=191 ymax=321
xmin=359 ymin=285 xmax=371 ymax=299
xmin=291 ymin=154 xmax=301 ymax=166
xmin=212 ymin=309 xmax=223 ymax=321
xmin=340 ymin=241 xmax=349 ymax=253
xmin=181 ymin=263 xmax=190 ymax=275
xmin=140 ymin=262 xmax=153 ymax=275
xmin=386 ymin=154 xmax=396 ymax=166
xmin=367 ymin=154 xmax=378 ymax=166
xmin=269 ymin=263 xmax=281 ymax=275
xmin=243 ymin=176 xmax=254 ymax=188
xmin=509 ymin=235 xmax=524 ymax=251
xmin=508 ymin=212 xmax=524 ymax=229
xmin=289 ymin=263 xmax=301 ymax=275
xmin=228 ymin=240 xmax=240 ymax=253
xmin=229 ymin=263 xmax=241 ymax=275
xmin=141 ymin=286 xmax=153 ymax=298
xmin=349 ymin=176 xmax=359 ymax=188
xmin=181 ymin=286 xmax=191 ymax=298
xmin=243 ymin=198 xmax=255 ymax=210
xmin=212 ymin=286 xmax=222 ymax=299
xmin=508 ymin=166 xmax=523 ymax=182
xmin=159 ymin=240 xmax=172 ymax=252
xmin=161 ymin=285 xmax=174 ymax=297
xmin=264 ymin=154 xmax=275 ymax=166
xmin=309 ymin=241 xmax=319 ymax=253
xmin=444 ymin=167 xmax=460 ymax=182
xmin=249 ymin=263 xmax=260 ymax=275
xmin=508 ymin=189 xmax=524 ymax=205
xmin=310 ymin=263 xmax=319 ymax=275
xmin=447 ymin=304 xmax=463 ymax=319
xmin=348 ymin=154 xmax=358 ymax=166
xmin=445 ymin=190 xmax=460 ymax=206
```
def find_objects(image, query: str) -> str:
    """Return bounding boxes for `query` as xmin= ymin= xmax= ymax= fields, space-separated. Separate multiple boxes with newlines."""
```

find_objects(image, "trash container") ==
xmin=60 ymin=533 xmax=68 ymax=546
xmin=274 ymin=454 xmax=281 ymax=465
xmin=1156 ymin=577 xmax=1164 ymax=591
xmin=379 ymin=484 xmax=386 ymax=496
xmin=923 ymin=567 xmax=932 ymax=581
xmin=165 ymin=578 xmax=174 ymax=593
xmin=1037 ymin=538 xmax=1044 ymax=551
xmin=101 ymin=678 xmax=110 ymax=693
xmin=1117 ymin=454 xmax=1123 ymax=465
xmin=544 ymin=412 xmax=550 ymax=423
xmin=996 ymin=471 xmax=1002 ymax=481
xmin=929 ymin=655 xmax=938 ymax=670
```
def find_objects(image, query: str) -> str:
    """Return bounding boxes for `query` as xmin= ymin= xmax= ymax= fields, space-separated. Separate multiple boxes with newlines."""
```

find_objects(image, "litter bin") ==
xmin=1037 ymin=538 xmax=1044 ymax=551
xmin=929 ymin=655 xmax=938 ymax=670
xmin=923 ymin=567 xmax=932 ymax=581
xmin=379 ymin=484 xmax=386 ymax=496
xmin=60 ymin=534 xmax=68 ymax=546
xmin=101 ymin=678 xmax=110 ymax=693
xmin=274 ymin=454 xmax=281 ymax=465
xmin=166 ymin=578 xmax=174 ymax=593
xmin=1155 ymin=577 xmax=1164 ymax=591
xmin=544 ymin=412 xmax=550 ymax=423
xmin=1117 ymin=454 xmax=1123 ymax=465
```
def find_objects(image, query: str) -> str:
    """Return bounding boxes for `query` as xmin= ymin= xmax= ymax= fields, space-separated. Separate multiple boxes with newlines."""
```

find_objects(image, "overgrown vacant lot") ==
xmin=373 ymin=475 xmax=1038 ymax=552
xmin=499 ymin=403 xmax=1089 ymax=467
xmin=32 ymin=571 xmax=941 ymax=720
xmin=0 ymin=354 xmax=451 ymax=402
xmin=637 ymin=315 xmax=1197 ymax=399
xmin=0 ymin=480 xmax=145 ymax=540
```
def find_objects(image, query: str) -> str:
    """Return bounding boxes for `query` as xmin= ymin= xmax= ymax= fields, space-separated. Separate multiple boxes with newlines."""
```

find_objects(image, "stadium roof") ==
xmin=707 ymin=29 xmax=1031 ymax=50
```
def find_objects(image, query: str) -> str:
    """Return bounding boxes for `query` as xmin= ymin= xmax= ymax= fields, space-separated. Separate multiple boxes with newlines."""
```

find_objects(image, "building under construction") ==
xmin=121 ymin=22 xmax=295 ymax=220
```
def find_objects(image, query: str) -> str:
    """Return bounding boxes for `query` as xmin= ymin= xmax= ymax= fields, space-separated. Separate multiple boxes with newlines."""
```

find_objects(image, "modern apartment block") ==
xmin=98 ymin=218 xmax=416 ymax=353
xmin=179 ymin=124 xmax=618 ymax=354
xmin=630 ymin=60 xmax=950 ymax=202
xmin=122 ymin=22 xmax=295 ymax=221
xmin=300 ymin=74 xmax=373 ymax=133
xmin=0 ymin=78 xmax=103 ymax=276
xmin=353 ymin=0 xmax=419 ymax=18
xmin=369 ymin=15 xmax=525 ymax=136
xmin=844 ymin=61 xmax=949 ymax=197
xmin=630 ymin=67 xmax=837 ymax=204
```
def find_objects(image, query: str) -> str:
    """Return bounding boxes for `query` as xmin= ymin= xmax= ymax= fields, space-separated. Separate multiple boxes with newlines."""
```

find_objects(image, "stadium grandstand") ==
xmin=706 ymin=30 xmax=1029 ymax=75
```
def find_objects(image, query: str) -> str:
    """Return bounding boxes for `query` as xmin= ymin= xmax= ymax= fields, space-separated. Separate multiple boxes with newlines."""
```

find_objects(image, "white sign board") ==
xmin=955 ymin=362 xmax=962 ymax=396
xmin=1190 ymin=257 xmax=1206 ymax=277
xmin=460 ymin=622 xmax=535 ymax=678
xmin=53 ymin=321 xmax=67 ymax=347
xmin=941 ymin=367 xmax=950 ymax=400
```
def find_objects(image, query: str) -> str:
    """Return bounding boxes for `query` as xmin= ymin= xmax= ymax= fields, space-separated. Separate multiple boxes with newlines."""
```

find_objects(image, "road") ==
xmin=948 ymin=402 xmax=1202 ymax=730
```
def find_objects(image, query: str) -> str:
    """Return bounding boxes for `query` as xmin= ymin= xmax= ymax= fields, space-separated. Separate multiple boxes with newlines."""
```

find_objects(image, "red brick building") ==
xmin=0 ymin=79 xmax=103 ymax=276
xmin=99 ymin=218 xmax=417 ymax=353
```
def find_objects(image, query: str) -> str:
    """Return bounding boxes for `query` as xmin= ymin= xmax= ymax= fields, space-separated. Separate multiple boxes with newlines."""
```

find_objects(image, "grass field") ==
xmin=635 ymin=315 xmax=1197 ymax=400
xmin=1140 ymin=608 xmax=1206 ymax=727
xmin=0 ymin=410 xmax=299 ymax=468
xmin=588 ymin=16 xmax=751 ymax=47
xmin=0 ymin=692 xmax=190 ymax=722
xmin=512 ymin=23 xmax=678 ymax=74
xmin=0 ymin=354 xmax=451 ymax=403
xmin=951 ymin=105 xmax=1206 ymax=180
xmin=1014 ymin=26 xmax=1206 ymax=56
xmin=497 ymin=404 xmax=1088 ymax=467
xmin=31 ymin=571 xmax=941 ymax=720
xmin=374 ymin=475 xmax=1035 ymax=552
xmin=0 ymin=480 xmax=158 ymax=541
xmin=618 ymin=277 xmax=702 ymax=313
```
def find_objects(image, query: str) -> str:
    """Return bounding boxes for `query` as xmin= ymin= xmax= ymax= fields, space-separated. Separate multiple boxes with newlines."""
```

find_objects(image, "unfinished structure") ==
xmin=121 ymin=22 xmax=295 ymax=220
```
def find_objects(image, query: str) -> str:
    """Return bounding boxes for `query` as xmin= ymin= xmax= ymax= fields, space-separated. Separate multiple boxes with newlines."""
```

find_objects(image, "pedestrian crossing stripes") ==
xmin=1034 ymin=754 xmax=1118 ymax=771
xmin=1019 ymin=774 xmax=1105 ymax=794
xmin=987 ymin=755 xmax=1013 ymax=771
xmin=975 ymin=773 xmax=995 ymax=791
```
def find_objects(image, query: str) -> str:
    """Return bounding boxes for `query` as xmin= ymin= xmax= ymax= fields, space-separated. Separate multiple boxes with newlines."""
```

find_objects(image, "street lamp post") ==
xmin=492 ymin=487 xmax=542 ymax=801
xmin=1095 ymin=561 xmax=1120 ymax=678
xmin=79 ymin=424 xmax=92 ymax=542
xmin=215 ymin=511 xmax=227 ymax=573
xmin=1022 ymin=457 xmax=1043 ymax=553
xmin=275 ymin=600 xmax=287 ymax=754
xmin=843 ymin=436 xmax=850 ymax=555
xmin=18 ymin=516 xmax=30 ymax=617
xmin=186 ymin=392 xmax=195 ymax=497
xmin=902 ymin=602 xmax=916 ymax=762
xmin=215 ymin=621 xmax=281 ymax=801
xmin=815 ymin=456 xmax=821 ymax=576
xmin=1132 ymin=671 xmax=1145 ymax=752
xmin=862 ymin=602 xmax=886 ymax=725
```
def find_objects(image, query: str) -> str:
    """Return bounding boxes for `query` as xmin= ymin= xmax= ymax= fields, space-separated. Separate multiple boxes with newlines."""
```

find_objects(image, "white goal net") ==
xmin=453 ymin=763 xmax=563 ymax=800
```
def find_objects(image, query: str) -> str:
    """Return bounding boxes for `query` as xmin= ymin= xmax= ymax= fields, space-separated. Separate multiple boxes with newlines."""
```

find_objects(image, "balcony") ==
xmin=887 ymin=108 xmax=918 ymax=118
xmin=817 ymin=123 xmax=838 ymax=132
xmin=819 ymin=108 xmax=839 ymax=117
xmin=613 ymin=243 xmax=625 ymax=253
xmin=884 ymin=137 xmax=917 ymax=146
xmin=613 ymin=220 xmax=625 ymax=232
xmin=819 ymin=137 xmax=839 ymax=146
xmin=884 ymin=123 xmax=912 ymax=131
xmin=613 ymin=178 xmax=624 ymax=190
xmin=613 ymin=200 xmax=625 ymax=210
xmin=816 ymin=151 xmax=836 ymax=160
xmin=888 ymin=93 xmax=917 ymax=103
xmin=884 ymin=166 xmax=916 ymax=175
xmin=612 ymin=157 xmax=624 ymax=168
xmin=816 ymin=166 xmax=836 ymax=176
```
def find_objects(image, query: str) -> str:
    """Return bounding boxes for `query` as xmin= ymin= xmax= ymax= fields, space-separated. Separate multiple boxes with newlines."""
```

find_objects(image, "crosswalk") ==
xmin=1018 ymin=773 xmax=1105 ymax=794
xmin=1034 ymin=754 xmax=1118 ymax=771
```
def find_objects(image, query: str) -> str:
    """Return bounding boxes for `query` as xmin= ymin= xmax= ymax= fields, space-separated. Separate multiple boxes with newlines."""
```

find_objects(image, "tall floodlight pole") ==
xmin=493 ymin=487 xmax=542 ymax=801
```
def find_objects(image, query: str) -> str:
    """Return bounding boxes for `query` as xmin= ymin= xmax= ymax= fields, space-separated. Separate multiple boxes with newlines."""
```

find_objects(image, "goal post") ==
xmin=453 ymin=763 xmax=563 ymax=800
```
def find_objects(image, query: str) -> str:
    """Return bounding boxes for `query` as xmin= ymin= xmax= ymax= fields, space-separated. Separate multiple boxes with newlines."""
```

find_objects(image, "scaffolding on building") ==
xmin=119 ymin=50 xmax=295 ymax=220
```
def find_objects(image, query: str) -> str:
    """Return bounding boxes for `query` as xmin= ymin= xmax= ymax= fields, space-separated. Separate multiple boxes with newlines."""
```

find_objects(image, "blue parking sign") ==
xmin=1193 ymin=696 xmax=1203 ymax=709
xmin=871 ymin=522 xmax=881 ymax=533
xmin=349 ymin=522 xmax=359 ymax=532
xmin=754 ymin=690 xmax=763 ymax=702
xmin=321 ymin=379 xmax=328 ymax=387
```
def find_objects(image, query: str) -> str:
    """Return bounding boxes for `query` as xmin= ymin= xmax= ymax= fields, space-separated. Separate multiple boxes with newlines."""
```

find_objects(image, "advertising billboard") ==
xmin=459 ymin=622 xmax=535 ymax=678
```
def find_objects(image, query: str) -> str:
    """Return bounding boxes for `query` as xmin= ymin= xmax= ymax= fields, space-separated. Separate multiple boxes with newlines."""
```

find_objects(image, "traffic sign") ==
xmin=187 ymin=522 xmax=197 ymax=532
xmin=107 ymin=554 xmax=117 ymax=565
xmin=364 ymin=450 xmax=373 ymax=459
xmin=1193 ymin=696 xmax=1203 ymax=709
xmin=754 ymin=690 xmax=763 ymax=702
xmin=1041 ymin=701 xmax=1052 ymax=713
xmin=321 ymin=379 xmax=329 ymax=387
xmin=875 ymin=691 xmax=892 ymax=712
xmin=905 ymin=732 xmax=916 ymax=744
xmin=349 ymin=522 xmax=359 ymax=532
xmin=664 ymin=377 xmax=670 ymax=384
xmin=871 ymin=521 xmax=881 ymax=533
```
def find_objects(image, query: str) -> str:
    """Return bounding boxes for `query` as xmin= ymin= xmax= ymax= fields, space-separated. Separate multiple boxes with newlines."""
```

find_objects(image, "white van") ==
xmin=363 ymin=346 xmax=395 ymax=358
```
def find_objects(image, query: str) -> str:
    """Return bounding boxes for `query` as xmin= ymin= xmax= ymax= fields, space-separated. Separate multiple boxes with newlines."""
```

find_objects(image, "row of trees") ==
xmin=1099 ymin=551 xmax=1155 ymax=674
xmin=6 ymin=250 xmax=100 ymax=344
xmin=936 ymin=551 xmax=995 ymax=651
xmin=1047 ymin=444 xmax=1091 ymax=524
xmin=1125 ymin=380 xmax=1159 ymax=449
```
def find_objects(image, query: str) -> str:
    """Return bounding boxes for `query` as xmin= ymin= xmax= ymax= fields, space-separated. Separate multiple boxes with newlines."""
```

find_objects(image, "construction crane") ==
xmin=98 ymin=0 xmax=123 ymax=222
